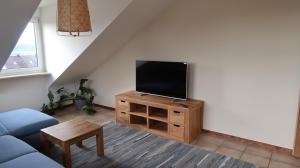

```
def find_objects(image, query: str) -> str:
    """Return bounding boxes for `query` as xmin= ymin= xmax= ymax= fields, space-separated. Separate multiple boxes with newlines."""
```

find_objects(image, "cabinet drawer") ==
xmin=169 ymin=124 xmax=184 ymax=139
xmin=169 ymin=110 xmax=185 ymax=125
xmin=117 ymin=111 xmax=129 ymax=124
xmin=116 ymin=99 xmax=129 ymax=112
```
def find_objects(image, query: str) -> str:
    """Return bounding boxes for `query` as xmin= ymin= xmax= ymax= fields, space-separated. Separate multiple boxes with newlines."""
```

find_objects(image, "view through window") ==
xmin=2 ymin=23 xmax=38 ymax=70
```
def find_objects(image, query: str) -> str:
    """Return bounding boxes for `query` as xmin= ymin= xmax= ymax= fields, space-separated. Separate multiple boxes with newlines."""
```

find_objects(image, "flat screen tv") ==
xmin=136 ymin=60 xmax=188 ymax=99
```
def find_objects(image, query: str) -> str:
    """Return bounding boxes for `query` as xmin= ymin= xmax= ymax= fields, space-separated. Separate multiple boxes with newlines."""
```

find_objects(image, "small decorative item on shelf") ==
xmin=41 ymin=79 xmax=96 ymax=115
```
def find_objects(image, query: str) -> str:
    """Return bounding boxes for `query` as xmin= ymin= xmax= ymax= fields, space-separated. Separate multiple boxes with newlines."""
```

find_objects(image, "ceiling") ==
xmin=0 ymin=0 xmax=41 ymax=70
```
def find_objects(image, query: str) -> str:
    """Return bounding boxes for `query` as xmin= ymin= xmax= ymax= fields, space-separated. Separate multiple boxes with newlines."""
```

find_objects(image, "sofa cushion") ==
xmin=0 ymin=108 xmax=58 ymax=138
xmin=0 ymin=122 xmax=7 ymax=136
xmin=0 ymin=135 xmax=36 ymax=163
xmin=0 ymin=152 xmax=63 ymax=168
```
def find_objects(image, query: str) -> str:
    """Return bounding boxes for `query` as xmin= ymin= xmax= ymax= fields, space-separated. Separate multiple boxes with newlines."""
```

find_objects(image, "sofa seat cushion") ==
xmin=0 ymin=152 xmax=63 ymax=168
xmin=0 ymin=123 xmax=7 ymax=136
xmin=0 ymin=135 xmax=36 ymax=163
xmin=0 ymin=108 xmax=58 ymax=138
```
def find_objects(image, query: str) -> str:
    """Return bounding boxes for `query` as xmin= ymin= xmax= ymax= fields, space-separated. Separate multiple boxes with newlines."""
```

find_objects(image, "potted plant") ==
xmin=41 ymin=91 xmax=57 ymax=115
xmin=83 ymin=96 xmax=97 ymax=115
xmin=73 ymin=79 xmax=92 ymax=110
xmin=45 ymin=78 xmax=96 ymax=114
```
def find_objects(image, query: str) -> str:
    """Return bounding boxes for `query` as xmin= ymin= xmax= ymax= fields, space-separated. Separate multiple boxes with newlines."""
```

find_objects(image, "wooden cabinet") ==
xmin=170 ymin=110 xmax=185 ymax=125
xmin=116 ymin=99 xmax=130 ymax=112
xmin=115 ymin=91 xmax=204 ymax=143
xmin=169 ymin=123 xmax=185 ymax=139
xmin=116 ymin=111 xmax=129 ymax=123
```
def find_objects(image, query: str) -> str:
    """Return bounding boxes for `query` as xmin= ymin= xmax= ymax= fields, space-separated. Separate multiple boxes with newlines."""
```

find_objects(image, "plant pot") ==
xmin=74 ymin=99 xmax=87 ymax=110
xmin=47 ymin=109 xmax=55 ymax=116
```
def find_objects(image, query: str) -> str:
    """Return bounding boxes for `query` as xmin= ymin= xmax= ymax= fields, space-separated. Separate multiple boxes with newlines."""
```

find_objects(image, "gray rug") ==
xmin=49 ymin=122 xmax=259 ymax=168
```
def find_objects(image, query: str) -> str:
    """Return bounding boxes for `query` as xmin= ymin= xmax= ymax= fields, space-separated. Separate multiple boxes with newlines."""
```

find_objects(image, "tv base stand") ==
xmin=115 ymin=90 xmax=204 ymax=143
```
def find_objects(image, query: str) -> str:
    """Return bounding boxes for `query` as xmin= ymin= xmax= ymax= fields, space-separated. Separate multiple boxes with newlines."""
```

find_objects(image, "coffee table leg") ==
xmin=96 ymin=128 xmax=104 ymax=157
xmin=41 ymin=133 xmax=49 ymax=154
xmin=63 ymin=144 xmax=72 ymax=168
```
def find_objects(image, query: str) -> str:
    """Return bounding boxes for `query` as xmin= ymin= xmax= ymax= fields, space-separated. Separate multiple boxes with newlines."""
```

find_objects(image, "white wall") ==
xmin=0 ymin=75 xmax=50 ymax=112
xmin=89 ymin=0 xmax=300 ymax=148
xmin=0 ymin=0 xmax=132 ymax=113
xmin=52 ymin=0 xmax=174 ymax=85
xmin=0 ymin=1 xmax=49 ymax=112
xmin=40 ymin=0 xmax=132 ymax=81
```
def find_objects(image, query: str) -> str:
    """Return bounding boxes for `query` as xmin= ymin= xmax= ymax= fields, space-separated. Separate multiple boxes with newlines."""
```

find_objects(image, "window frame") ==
xmin=0 ymin=20 xmax=45 ymax=76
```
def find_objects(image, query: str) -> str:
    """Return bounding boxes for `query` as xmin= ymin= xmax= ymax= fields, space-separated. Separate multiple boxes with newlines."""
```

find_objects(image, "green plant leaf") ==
xmin=80 ymin=79 xmax=88 ymax=86
xmin=56 ymin=87 xmax=65 ymax=94
xmin=82 ymin=104 xmax=96 ymax=115
xmin=48 ymin=90 xmax=54 ymax=102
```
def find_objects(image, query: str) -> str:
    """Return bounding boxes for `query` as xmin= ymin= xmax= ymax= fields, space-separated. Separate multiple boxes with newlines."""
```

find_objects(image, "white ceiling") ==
xmin=0 ymin=0 xmax=41 ymax=69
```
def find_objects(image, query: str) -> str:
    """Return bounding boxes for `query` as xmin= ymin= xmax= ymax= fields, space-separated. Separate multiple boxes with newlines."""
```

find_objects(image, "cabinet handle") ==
xmin=174 ymin=111 xmax=181 ymax=114
xmin=121 ymin=112 xmax=126 ymax=114
xmin=173 ymin=124 xmax=180 ymax=127
xmin=120 ymin=100 xmax=126 ymax=103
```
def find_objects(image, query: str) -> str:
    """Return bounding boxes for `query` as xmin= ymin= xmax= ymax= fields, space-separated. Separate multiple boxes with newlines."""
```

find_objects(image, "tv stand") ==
xmin=137 ymin=92 xmax=149 ymax=96
xmin=115 ymin=90 xmax=204 ymax=143
xmin=176 ymin=103 xmax=189 ymax=108
xmin=171 ymin=98 xmax=182 ymax=102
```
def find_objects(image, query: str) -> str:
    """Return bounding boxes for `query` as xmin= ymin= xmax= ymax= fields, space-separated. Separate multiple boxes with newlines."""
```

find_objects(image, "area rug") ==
xmin=50 ymin=122 xmax=258 ymax=168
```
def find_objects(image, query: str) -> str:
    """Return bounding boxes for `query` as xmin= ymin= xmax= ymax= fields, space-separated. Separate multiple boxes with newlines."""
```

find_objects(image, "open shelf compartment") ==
xmin=148 ymin=119 xmax=168 ymax=132
xmin=130 ymin=115 xmax=147 ymax=128
xmin=130 ymin=103 xmax=147 ymax=114
xmin=148 ymin=106 xmax=168 ymax=121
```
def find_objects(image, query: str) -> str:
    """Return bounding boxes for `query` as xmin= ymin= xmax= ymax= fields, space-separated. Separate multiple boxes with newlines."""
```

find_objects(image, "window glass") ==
xmin=2 ymin=23 xmax=38 ymax=70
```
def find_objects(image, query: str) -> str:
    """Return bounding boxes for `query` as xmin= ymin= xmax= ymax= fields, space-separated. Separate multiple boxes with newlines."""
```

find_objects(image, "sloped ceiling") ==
xmin=52 ymin=0 xmax=174 ymax=86
xmin=41 ymin=0 xmax=132 ymax=82
xmin=0 ymin=0 xmax=41 ymax=69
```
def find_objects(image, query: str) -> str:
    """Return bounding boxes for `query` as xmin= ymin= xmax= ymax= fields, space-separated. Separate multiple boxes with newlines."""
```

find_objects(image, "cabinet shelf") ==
xmin=148 ymin=106 xmax=168 ymax=120
xmin=130 ymin=103 xmax=147 ymax=114
xmin=149 ymin=119 xmax=168 ymax=133
xmin=148 ymin=116 xmax=168 ymax=123
xmin=130 ymin=115 xmax=147 ymax=128
xmin=129 ymin=112 xmax=147 ymax=118
xmin=116 ymin=90 xmax=204 ymax=144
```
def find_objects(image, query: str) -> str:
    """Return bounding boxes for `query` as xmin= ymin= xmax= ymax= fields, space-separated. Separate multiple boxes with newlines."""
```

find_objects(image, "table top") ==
xmin=41 ymin=117 xmax=102 ymax=142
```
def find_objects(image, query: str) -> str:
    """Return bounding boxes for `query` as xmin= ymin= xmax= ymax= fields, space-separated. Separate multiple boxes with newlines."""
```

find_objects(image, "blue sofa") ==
xmin=0 ymin=108 xmax=59 ymax=148
xmin=0 ymin=108 xmax=63 ymax=168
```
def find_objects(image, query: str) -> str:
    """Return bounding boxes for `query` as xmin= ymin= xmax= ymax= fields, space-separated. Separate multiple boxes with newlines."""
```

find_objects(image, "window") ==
xmin=1 ymin=22 xmax=44 ymax=75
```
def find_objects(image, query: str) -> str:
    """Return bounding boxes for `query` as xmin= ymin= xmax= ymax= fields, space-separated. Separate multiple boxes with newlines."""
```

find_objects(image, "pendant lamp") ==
xmin=57 ymin=0 xmax=92 ymax=36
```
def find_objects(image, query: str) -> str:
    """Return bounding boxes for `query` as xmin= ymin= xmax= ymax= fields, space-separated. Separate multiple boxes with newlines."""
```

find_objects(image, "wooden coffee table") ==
xmin=41 ymin=118 xmax=104 ymax=168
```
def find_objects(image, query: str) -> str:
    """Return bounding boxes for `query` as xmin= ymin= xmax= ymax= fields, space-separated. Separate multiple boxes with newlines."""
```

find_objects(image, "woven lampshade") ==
xmin=57 ymin=0 xmax=92 ymax=36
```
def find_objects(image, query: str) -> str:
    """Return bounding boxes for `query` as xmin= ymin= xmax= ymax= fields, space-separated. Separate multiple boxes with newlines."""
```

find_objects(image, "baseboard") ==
xmin=94 ymin=104 xmax=115 ymax=111
xmin=203 ymin=129 xmax=292 ymax=154
xmin=93 ymin=103 xmax=292 ymax=154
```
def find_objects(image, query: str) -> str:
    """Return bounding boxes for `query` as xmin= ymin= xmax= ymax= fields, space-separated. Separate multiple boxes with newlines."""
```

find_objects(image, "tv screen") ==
xmin=136 ymin=60 xmax=188 ymax=99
